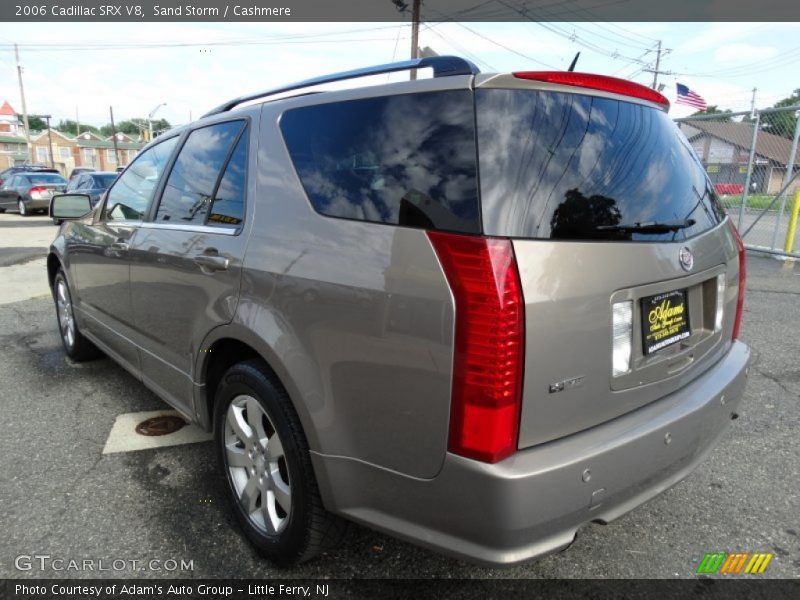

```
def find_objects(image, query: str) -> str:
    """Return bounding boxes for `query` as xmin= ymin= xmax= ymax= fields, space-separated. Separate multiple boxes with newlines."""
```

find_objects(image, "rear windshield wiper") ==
xmin=596 ymin=218 xmax=696 ymax=234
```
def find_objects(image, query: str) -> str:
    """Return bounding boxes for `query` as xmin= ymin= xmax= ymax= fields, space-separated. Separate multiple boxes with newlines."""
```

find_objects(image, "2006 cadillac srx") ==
xmin=48 ymin=57 xmax=750 ymax=566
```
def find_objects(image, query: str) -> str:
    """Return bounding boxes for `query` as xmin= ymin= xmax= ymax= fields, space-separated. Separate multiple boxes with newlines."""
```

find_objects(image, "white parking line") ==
xmin=102 ymin=409 xmax=213 ymax=454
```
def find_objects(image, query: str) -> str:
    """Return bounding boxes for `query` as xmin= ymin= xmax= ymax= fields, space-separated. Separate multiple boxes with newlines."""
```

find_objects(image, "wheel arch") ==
xmin=195 ymin=325 xmax=323 ymax=453
xmin=46 ymin=252 xmax=62 ymax=292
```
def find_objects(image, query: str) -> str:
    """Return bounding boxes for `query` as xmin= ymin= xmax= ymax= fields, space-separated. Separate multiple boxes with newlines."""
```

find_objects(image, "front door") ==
xmin=68 ymin=136 xmax=180 ymax=371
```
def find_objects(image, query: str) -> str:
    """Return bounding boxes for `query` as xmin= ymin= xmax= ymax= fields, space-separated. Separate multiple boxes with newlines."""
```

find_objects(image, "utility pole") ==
xmin=750 ymin=88 xmax=757 ymax=118
xmin=409 ymin=0 xmax=421 ymax=80
xmin=15 ymin=44 xmax=33 ymax=163
xmin=642 ymin=41 xmax=672 ymax=89
xmin=651 ymin=40 xmax=662 ymax=90
xmin=109 ymin=106 xmax=120 ymax=167
xmin=41 ymin=115 xmax=54 ymax=169
xmin=75 ymin=106 xmax=80 ymax=136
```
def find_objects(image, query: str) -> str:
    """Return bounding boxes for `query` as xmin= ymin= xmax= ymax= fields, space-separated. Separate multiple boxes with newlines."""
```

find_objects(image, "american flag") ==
xmin=676 ymin=83 xmax=707 ymax=111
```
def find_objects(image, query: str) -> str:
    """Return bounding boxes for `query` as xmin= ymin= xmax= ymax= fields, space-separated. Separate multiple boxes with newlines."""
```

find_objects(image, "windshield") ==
xmin=477 ymin=89 xmax=726 ymax=241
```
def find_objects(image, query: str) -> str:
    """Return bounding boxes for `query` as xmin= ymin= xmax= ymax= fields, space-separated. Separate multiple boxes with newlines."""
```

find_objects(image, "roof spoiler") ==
xmin=202 ymin=55 xmax=480 ymax=117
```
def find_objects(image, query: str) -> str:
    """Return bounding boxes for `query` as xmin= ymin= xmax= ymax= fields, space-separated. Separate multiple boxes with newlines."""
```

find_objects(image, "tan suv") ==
xmin=48 ymin=56 xmax=749 ymax=566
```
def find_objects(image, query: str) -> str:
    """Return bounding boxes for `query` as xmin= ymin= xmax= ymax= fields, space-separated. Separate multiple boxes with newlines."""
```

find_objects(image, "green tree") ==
xmin=760 ymin=89 xmax=799 ymax=139
xmin=56 ymin=119 xmax=100 ymax=136
xmin=692 ymin=105 xmax=733 ymax=121
xmin=27 ymin=115 xmax=47 ymax=131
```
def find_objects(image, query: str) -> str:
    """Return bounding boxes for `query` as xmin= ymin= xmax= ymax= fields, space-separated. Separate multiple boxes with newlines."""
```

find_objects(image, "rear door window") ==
xmin=476 ymin=89 xmax=725 ymax=241
xmin=280 ymin=90 xmax=480 ymax=234
xmin=207 ymin=131 xmax=248 ymax=227
xmin=156 ymin=120 xmax=245 ymax=225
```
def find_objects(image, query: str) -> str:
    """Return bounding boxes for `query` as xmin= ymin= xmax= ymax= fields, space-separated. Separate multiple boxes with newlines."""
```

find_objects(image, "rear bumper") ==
xmin=22 ymin=198 xmax=49 ymax=211
xmin=312 ymin=341 xmax=750 ymax=566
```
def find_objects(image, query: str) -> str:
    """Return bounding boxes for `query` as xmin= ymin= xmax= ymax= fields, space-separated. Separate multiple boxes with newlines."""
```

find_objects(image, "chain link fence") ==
xmin=675 ymin=105 xmax=800 ymax=258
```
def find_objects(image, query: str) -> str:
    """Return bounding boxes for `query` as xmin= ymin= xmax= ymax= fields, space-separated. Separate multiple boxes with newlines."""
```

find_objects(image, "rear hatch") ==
xmin=27 ymin=173 xmax=67 ymax=197
xmin=475 ymin=75 xmax=743 ymax=448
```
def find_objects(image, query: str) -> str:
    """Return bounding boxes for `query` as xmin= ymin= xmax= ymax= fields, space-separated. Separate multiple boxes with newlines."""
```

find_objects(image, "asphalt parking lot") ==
xmin=0 ymin=212 xmax=798 ymax=580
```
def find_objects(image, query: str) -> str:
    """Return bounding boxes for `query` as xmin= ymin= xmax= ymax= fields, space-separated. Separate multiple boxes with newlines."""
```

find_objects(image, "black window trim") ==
xmin=146 ymin=117 xmax=250 ymax=234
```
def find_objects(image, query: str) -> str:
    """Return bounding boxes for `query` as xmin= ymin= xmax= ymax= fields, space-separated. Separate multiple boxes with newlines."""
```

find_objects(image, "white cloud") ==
xmin=713 ymin=43 xmax=779 ymax=64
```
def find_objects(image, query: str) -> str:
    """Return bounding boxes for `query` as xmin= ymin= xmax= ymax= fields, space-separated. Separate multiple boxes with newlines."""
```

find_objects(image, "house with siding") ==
xmin=0 ymin=100 xmax=29 ymax=169
xmin=678 ymin=121 xmax=800 ymax=195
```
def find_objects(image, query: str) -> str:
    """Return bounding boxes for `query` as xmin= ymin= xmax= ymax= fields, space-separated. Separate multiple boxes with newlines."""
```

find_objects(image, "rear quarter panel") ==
xmin=226 ymin=92 xmax=461 ymax=479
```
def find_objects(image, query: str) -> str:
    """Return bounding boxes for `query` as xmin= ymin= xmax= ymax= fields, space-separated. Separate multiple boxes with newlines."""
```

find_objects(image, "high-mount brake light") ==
xmin=427 ymin=231 xmax=525 ymax=464
xmin=513 ymin=71 xmax=670 ymax=108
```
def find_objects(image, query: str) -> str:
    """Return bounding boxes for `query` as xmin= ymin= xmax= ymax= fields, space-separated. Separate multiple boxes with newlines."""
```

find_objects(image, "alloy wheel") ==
xmin=224 ymin=394 xmax=292 ymax=535
xmin=56 ymin=279 xmax=75 ymax=349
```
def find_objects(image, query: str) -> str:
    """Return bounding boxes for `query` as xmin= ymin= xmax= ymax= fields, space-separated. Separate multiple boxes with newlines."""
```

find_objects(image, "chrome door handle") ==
xmin=193 ymin=254 xmax=230 ymax=272
xmin=110 ymin=241 xmax=129 ymax=251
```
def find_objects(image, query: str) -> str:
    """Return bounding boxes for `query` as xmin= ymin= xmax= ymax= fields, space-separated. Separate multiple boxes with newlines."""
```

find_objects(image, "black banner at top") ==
xmin=1 ymin=0 xmax=799 ymax=22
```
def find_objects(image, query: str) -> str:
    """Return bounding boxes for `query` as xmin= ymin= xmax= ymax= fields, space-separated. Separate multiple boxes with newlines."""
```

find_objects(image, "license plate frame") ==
xmin=641 ymin=289 xmax=690 ymax=355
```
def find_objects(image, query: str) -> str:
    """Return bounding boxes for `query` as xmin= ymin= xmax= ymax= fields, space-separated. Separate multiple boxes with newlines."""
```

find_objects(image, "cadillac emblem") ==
xmin=679 ymin=246 xmax=694 ymax=272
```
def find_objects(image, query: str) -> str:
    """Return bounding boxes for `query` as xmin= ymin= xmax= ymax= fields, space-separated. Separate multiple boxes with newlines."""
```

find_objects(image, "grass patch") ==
xmin=719 ymin=194 xmax=785 ymax=211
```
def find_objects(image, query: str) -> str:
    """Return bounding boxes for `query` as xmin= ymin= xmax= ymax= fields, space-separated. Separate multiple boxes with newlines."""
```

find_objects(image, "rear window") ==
xmin=27 ymin=174 xmax=66 ymax=185
xmin=280 ymin=90 xmax=480 ymax=234
xmin=477 ymin=89 xmax=725 ymax=241
xmin=93 ymin=174 xmax=118 ymax=188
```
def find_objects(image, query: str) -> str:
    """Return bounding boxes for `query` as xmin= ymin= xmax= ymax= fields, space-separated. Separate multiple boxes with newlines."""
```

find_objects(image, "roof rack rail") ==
xmin=202 ymin=55 xmax=480 ymax=117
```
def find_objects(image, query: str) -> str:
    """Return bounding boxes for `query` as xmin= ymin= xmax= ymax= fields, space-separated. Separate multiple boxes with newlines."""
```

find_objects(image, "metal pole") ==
xmin=109 ymin=106 xmax=120 ymax=167
xmin=738 ymin=112 xmax=760 ymax=231
xmin=770 ymin=112 xmax=800 ymax=249
xmin=409 ymin=0 xmax=420 ymax=80
xmin=15 ymin=44 xmax=33 ymax=163
xmin=44 ymin=115 xmax=54 ymax=169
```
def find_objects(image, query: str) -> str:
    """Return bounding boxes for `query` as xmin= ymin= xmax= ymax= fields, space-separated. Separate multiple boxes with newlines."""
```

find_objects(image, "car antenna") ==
xmin=567 ymin=52 xmax=580 ymax=72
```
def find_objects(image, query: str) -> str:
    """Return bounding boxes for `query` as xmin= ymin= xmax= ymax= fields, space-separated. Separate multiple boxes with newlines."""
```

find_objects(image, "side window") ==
xmin=104 ymin=136 xmax=178 ymax=222
xmin=156 ymin=121 xmax=244 ymax=225
xmin=207 ymin=130 xmax=248 ymax=227
xmin=279 ymin=90 xmax=480 ymax=234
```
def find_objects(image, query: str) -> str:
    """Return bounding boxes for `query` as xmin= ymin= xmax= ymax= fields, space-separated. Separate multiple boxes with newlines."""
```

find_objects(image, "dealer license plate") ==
xmin=641 ymin=289 xmax=690 ymax=355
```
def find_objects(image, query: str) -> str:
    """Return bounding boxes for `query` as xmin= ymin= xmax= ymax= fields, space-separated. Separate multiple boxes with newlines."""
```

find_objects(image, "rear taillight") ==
xmin=29 ymin=186 xmax=48 ymax=199
xmin=512 ymin=71 xmax=670 ymax=109
xmin=427 ymin=231 xmax=524 ymax=464
xmin=729 ymin=220 xmax=746 ymax=340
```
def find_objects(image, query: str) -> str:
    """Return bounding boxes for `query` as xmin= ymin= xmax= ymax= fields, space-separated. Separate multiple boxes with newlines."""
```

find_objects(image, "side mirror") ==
xmin=50 ymin=194 xmax=92 ymax=220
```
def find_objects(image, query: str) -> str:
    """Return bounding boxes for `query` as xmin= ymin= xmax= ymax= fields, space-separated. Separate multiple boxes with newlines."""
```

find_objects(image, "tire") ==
xmin=214 ymin=360 xmax=346 ymax=566
xmin=18 ymin=199 xmax=28 ymax=216
xmin=53 ymin=269 xmax=101 ymax=361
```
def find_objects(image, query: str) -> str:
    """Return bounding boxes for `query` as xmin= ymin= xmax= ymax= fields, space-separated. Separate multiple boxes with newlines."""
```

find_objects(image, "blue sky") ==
xmin=0 ymin=21 xmax=798 ymax=128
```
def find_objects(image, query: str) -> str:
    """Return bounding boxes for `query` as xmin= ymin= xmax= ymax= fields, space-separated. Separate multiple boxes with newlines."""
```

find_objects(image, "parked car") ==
xmin=48 ymin=57 xmax=750 ymax=567
xmin=65 ymin=171 xmax=118 ymax=206
xmin=68 ymin=166 xmax=96 ymax=181
xmin=0 ymin=164 xmax=59 ymax=187
xmin=0 ymin=171 xmax=67 ymax=215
